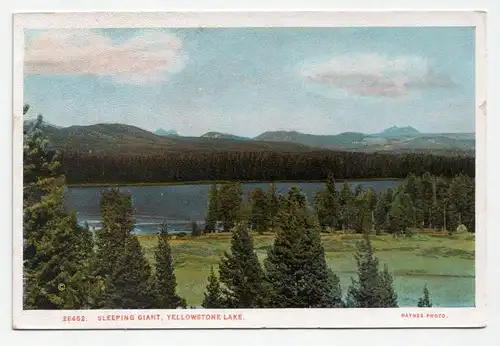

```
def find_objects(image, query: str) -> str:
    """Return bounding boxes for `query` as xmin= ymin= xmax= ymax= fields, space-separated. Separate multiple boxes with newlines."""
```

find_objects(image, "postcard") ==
xmin=12 ymin=10 xmax=487 ymax=329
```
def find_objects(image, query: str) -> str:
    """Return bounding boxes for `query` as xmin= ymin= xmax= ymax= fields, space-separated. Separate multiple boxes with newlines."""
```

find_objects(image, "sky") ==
xmin=23 ymin=27 xmax=475 ymax=137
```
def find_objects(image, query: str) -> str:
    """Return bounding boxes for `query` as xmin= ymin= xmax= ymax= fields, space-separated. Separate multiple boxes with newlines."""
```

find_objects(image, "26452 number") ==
xmin=63 ymin=315 xmax=86 ymax=322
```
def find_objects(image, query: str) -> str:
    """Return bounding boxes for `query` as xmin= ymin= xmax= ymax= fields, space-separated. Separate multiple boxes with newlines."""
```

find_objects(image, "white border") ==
xmin=12 ymin=10 xmax=487 ymax=330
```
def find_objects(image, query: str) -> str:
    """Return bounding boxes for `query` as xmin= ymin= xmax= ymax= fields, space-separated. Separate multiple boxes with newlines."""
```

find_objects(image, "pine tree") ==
xmin=153 ymin=222 xmax=182 ymax=308
xmin=191 ymin=220 xmax=201 ymax=237
xmin=388 ymin=193 xmax=414 ymax=235
xmin=95 ymin=189 xmax=155 ymax=308
xmin=265 ymin=197 xmax=343 ymax=308
xmin=346 ymin=232 xmax=398 ymax=308
xmin=352 ymin=191 xmax=369 ymax=234
xmin=377 ymin=264 xmax=398 ymax=307
xmin=433 ymin=177 xmax=450 ymax=231
xmin=448 ymin=174 xmax=475 ymax=233
xmin=365 ymin=188 xmax=377 ymax=231
xmin=314 ymin=173 xmax=339 ymax=230
xmin=419 ymin=172 xmax=435 ymax=228
xmin=202 ymin=266 xmax=224 ymax=308
xmin=23 ymin=108 xmax=95 ymax=309
xmin=417 ymin=284 xmax=433 ymax=307
xmin=218 ymin=182 xmax=243 ymax=231
xmin=249 ymin=187 xmax=270 ymax=233
xmin=104 ymin=235 xmax=156 ymax=309
xmin=205 ymin=184 xmax=219 ymax=232
xmin=218 ymin=224 xmax=268 ymax=308
xmin=338 ymin=182 xmax=354 ymax=230
xmin=267 ymin=183 xmax=280 ymax=230
xmin=94 ymin=189 xmax=134 ymax=279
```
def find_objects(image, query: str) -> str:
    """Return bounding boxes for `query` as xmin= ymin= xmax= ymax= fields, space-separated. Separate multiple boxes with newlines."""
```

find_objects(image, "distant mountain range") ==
xmin=25 ymin=120 xmax=475 ymax=155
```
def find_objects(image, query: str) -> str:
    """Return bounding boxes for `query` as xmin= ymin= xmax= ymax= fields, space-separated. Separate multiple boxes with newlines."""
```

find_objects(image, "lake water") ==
xmin=64 ymin=180 xmax=402 ymax=234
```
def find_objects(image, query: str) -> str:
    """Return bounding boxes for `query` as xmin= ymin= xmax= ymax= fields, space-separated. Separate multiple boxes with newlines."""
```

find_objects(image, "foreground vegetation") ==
xmin=137 ymin=231 xmax=474 ymax=307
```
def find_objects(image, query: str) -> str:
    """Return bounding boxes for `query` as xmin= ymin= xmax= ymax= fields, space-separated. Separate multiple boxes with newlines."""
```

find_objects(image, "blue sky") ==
xmin=23 ymin=27 xmax=475 ymax=136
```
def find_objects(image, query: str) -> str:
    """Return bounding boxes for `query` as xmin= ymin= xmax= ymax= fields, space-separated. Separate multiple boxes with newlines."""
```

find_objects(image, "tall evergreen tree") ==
xmin=94 ymin=189 xmax=134 ymax=279
xmin=265 ymin=197 xmax=343 ymax=308
xmin=338 ymin=182 xmax=354 ymax=230
xmin=374 ymin=189 xmax=393 ymax=234
xmin=153 ymin=222 xmax=182 ymax=309
xmin=218 ymin=224 xmax=268 ymax=308
xmin=388 ymin=193 xmax=414 ymax=235
xmin=419 ymin=172 xmax=435 ymax=228
xmin=314 ymin=173 xmax=339 ymax=230
xmin=103 ymin=235 xmax=155 ymax=309
xmin=218 ymin=182 xmax=243 ymax=231
xmin=23 ymin=109 xmax=95 ymax=309
xmin=417 ymin=284 xmax=433 ymax=307
xmin=95 ymin=189 xmax=155 ymax=308
xmin=448 ymin=174 xmax=475 ymax=233
xmin=352 ymin=191 xmax=369 ymax=234
xmin=249 ymin=187 xmax=270 ymax=233
xmin=346 ymin=233 xmax=398 ymax=308
xmin=432 ymin=177 xmax=450 ymax=231
xmin=267 ymin=183 xmax=280 ymax=230
xmin=202 ymin=266 xmax=224 ymax=308
xmin=205 ymin=184 xmax=219 ymax=232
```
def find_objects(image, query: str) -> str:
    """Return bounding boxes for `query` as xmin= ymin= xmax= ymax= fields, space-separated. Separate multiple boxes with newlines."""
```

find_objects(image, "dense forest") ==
xmin=62 ymin=150 xmax=474 ymax=185
xmin=23 ymin=111 xmax=472 ymax=310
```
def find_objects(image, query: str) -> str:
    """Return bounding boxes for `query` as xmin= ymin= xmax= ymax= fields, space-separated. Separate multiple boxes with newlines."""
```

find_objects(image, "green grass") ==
xmin=138 ymin=231 xmax=475 ymax=307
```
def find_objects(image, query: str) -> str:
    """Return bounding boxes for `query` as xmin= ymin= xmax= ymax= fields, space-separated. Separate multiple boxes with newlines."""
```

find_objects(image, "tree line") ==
xmin=60 ymin=149 xmax=474 ymax=185
xmin=205 ymin=172 xmax=475 ymax=235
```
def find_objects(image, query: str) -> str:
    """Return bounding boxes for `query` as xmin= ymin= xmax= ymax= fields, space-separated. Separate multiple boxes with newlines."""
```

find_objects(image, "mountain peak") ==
xmin=155 ymin=128 xmax=178 ymax=136
xmin=201 ymin=131 xmax=249 ymax=140
xmin=380 ymin=126 xmax=419 ymax=137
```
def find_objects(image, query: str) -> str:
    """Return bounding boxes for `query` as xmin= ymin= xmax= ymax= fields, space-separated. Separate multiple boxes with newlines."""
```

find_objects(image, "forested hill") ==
xmin=41 ymin=123 xmax=313 ymax=154
xmin=29 ymin=121 xmax=475 ymax=185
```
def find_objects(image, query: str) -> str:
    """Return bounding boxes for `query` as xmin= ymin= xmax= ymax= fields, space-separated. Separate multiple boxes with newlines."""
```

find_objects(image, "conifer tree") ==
xmin=419 ymin=172 xmax=435 ymax=228
xmin=104 ymin=235 xmax=155 ymax=309
xmin=153 ymin=222 xmax=182 ymax=309
xmin=23 ymin=108 xmax=95 ymax=309
xmin=346 ymin=232 xmax=398 ymax=308
xmin=95 ymin=189 xmax=155 ymax=308
xmin=433 ymin=177 xmax=450 ymax=231
xmin=352 ymin=191 xmax=369 ymax=234
xmin=94 ymin=189 xmax=134 ymax=279
xmin=249 ymin=187 xmax=270 ymax=233
xmin=417 ymin=284 xmax=433 ymax=307
xmin=205 ymin=184 xmax=219 ymax=232
xmin=202 ymin=266 xmax=224 ymax=308
xmin=448 ymin=174 xmax=475 ymax=233
xmin=388 ymin=193 xmax=414 ymax=235
xmin=218 ymin=182 xmax=243 ymax=231
xmin=267 ymin=183 xmax=280 ymax=230
xmin=314 ymin=173 xmax=339 ymax=230
xmin=377 ymin=264 xmax=398 ymax=307
xmin=191 ymin=220 xmax=201 ymax=237
xmin=265 ymin=197 xmax=343 ymax=308
xmin=338 ymin=182 xmax=354 ymax=230
xmin=218 ymin=224 xmax=268 ymax=308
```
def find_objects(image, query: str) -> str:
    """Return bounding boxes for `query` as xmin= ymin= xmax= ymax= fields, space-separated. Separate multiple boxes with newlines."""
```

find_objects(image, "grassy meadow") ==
xmin=137 ymin=230 xmax=475 ymax=307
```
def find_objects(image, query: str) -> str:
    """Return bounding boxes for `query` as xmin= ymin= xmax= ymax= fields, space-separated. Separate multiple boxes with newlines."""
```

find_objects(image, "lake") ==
xmin=64 ymin=180 xmax=403 ymax=234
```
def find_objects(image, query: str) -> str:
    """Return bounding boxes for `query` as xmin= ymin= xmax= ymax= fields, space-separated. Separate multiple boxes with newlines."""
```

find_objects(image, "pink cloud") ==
xmin=24 ymin=30 xmax=186 ymax=84
xmin=301 ymin=53 xmax=455 ymax=98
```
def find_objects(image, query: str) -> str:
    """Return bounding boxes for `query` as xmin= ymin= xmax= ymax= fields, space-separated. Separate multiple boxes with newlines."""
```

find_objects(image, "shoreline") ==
xmin=66 ymin=177 xmax=404 ymax=188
